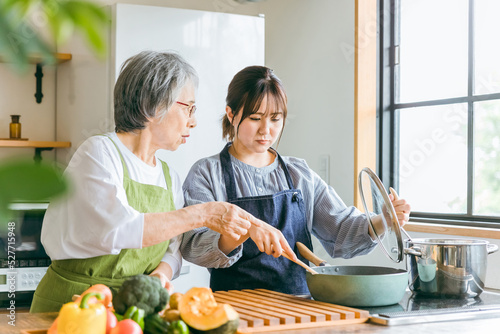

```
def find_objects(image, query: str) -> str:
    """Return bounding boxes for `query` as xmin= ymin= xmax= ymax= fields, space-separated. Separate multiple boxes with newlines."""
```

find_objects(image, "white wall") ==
xmin=0 ymin=65 xmax=57 ymax=162
xmin=263 ymin=0 xmax=356 ymax=205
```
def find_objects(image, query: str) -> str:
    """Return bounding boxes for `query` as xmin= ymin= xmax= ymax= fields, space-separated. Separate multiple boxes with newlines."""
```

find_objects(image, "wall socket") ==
xmin=318 ymin=154 xmax=330 ymax=184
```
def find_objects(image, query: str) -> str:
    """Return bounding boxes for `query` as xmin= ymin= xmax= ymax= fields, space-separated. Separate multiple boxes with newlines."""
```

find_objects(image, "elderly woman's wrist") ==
xmin=178 ymin=205 xmax=206 ymax=230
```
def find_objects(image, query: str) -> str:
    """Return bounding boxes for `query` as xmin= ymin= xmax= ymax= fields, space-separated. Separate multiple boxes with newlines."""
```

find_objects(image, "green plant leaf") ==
xmin=0 ymin=159 xmax=69 ymax=231
xmin=46 ymin=4 xmax=75 ymax=46
xmin=62 ymin=1 xmax=109 ymax=57
xmin=0 ymin=159 xmax=69 ymax=202
xmin=0 ymin=0 xmax=56 ymax=71
xmin=1 ymin=0 xmax=38 ymax=19
xmin=0 ymin=0 xmax=109 ymax=72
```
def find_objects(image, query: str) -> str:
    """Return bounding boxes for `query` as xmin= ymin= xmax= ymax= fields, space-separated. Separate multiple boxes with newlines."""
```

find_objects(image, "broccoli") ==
xmin=113 ymin=275 xmax=169 ymax=316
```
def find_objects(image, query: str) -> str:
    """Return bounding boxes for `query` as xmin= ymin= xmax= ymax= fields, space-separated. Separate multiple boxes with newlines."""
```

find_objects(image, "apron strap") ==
xmin=220 ymin=143 xmax=238 ymax=201
xmin=269 ymin=147 xmax=296 ymax=190
xmin=103 ymin=135 xmax=173 ymax=190
xmin=219 ymin=142 xmax=296 ymax=201
xmin=158 ymin=159 xmax=173 ymax=190
xmin=102 ymin=135 xmax=131 ymax=180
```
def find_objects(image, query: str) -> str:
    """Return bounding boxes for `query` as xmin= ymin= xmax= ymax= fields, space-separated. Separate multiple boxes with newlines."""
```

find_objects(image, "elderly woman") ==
xmin=30 ymin=51 xmax=294 ymax=313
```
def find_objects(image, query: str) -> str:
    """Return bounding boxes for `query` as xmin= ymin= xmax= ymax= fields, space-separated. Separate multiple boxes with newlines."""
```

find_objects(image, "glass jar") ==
xmin=9 ymin=115 xmax=21 ymax=139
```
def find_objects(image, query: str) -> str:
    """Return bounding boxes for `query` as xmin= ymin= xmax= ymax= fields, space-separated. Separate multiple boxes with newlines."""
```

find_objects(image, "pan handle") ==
xmin=488 ymin=244 xmax=499 ymax=254
xmin=296 ymin=242 xmax=327 ymax=266
xmin=404 ymin=246 xmax=423 ymax=257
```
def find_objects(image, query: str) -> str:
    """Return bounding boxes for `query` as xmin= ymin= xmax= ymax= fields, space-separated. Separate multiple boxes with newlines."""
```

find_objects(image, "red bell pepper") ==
xmin=75 ymin=284 xmax=113 ymax=308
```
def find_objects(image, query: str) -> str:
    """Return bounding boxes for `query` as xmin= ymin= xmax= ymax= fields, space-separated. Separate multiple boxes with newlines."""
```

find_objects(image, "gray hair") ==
xmin=114 ymin=51 xmax=199 ymax=132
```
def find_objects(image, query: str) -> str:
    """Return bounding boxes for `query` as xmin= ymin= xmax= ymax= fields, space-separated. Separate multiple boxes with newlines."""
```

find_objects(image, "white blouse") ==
xmin=41 ymin=132 xmax=183 ymax=278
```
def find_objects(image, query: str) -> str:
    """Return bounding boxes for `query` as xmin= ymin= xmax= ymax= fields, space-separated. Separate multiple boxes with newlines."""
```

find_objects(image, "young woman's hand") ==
xmin=389 ymin=188 xmax=411 ymax=227
xmin=248 ymin=223 xmax=297 ymax=261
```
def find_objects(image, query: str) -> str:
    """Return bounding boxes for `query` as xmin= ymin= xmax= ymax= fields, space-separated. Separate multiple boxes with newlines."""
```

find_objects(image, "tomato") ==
xmin=106 ymin=308 xmax=118 ymax=334
xmin=110 ymin=319 xmax=143 ymax=334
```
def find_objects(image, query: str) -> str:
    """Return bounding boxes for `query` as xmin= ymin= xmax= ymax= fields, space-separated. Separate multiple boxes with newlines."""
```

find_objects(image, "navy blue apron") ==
xmin=210 ymin=143 xmax=313 ymax=295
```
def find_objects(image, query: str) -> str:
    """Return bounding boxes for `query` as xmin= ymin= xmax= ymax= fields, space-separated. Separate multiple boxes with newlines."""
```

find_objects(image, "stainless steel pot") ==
xmin=405 ymin=238 xmax=499 ymax=298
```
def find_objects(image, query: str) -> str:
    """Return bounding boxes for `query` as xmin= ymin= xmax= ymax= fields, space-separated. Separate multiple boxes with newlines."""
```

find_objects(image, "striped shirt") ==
xmin=180 ymin=151 xmax=377 ymax=269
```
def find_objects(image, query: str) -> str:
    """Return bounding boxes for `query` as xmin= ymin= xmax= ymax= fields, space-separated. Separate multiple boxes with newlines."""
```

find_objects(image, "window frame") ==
xmin=378 ymin=0 xmax=500 ymax=229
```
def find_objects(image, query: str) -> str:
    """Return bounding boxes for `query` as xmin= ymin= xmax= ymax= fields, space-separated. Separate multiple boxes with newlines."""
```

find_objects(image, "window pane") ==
xmin=399 ymin=0 xmax=468 ymax=103
xmin=474 ymin=0 xmax=500 ymax=95
xmin=399 ymin=104 xmax=467 ymax=213
xmin=474 ymin=101 xmax=500 ymax=216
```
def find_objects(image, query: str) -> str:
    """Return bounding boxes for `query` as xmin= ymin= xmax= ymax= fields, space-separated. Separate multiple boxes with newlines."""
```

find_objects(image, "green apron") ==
xmin=30 ymin=136 xmax=175 ymax=313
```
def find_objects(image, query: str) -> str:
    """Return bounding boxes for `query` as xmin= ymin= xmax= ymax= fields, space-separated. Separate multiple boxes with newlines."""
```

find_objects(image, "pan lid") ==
xmin=358 ymin=167 xmax=403 ymax=263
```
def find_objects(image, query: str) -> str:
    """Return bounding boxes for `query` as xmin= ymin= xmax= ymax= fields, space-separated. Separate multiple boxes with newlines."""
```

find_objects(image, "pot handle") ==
xmin=404 ymin=246 xmax=423 ymax=257
xmin=487 ymin=244 xmax=499 ymax=254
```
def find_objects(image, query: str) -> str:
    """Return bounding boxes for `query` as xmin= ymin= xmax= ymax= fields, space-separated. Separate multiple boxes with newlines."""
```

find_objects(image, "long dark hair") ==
xmin=222 ymin=66 xmax=287 ymax=143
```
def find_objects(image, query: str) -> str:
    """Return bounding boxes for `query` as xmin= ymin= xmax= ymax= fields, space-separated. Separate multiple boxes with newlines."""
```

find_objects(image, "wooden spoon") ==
xmin=281 ymin=252 xmax=318 ymax=275
xmin=296 ymin=242 xmax=327 ymax=266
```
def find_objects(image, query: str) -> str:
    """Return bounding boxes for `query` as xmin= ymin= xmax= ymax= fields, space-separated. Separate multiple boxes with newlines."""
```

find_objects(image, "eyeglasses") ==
xmin=176 ymin=101 xmax=197 ymax=118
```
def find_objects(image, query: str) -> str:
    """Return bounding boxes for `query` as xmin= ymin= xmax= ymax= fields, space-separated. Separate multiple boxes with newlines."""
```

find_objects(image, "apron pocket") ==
xmin=30 ymin=266 xmax=91 ymax=313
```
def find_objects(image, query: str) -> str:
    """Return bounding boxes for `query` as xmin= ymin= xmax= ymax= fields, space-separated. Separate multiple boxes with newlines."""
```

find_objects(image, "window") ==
xmin=379 ymin=0 xmax=500 ymax=228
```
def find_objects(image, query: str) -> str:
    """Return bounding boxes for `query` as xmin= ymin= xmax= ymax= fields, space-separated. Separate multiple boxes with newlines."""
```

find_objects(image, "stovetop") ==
xmin=365 ymin=290 xmax=500 ymax=326
xmin=364 ymin=289 xmax=500 ymax=314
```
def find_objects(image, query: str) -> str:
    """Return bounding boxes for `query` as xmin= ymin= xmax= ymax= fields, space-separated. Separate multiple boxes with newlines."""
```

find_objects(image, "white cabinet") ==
xmin=56 ymin=4 xmax=264 ymax=292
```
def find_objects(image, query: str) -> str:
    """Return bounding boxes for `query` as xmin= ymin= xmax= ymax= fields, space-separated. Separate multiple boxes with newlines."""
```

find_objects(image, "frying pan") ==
xmin=297 ymin=242 xmax=408 ymax=307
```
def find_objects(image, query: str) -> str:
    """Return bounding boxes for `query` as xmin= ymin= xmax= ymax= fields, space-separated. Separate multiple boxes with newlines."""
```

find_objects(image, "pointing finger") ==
xmin=280 ymin=239 xmax=297 ymax=261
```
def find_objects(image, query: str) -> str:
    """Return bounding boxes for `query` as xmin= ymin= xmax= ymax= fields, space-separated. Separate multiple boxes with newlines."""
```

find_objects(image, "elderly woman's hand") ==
xmin=201 ymin=202 xmax=263 ymax=241
xmin=149 ymin=262 xmax=174 ymax=294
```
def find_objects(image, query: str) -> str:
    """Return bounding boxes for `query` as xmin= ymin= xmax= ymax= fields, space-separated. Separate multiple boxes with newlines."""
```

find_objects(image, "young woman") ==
xmin=180 ymin=66 xmax=411 ymax=295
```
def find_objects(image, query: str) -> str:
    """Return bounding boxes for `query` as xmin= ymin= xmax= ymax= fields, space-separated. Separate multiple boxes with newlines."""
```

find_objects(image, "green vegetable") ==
xmin=114 ymin=312 xmax=123 ymax=322
xmin=124 ymin=306 xmax=138 ymax=319
xmin=132 ymin=308 xmax=146 ymax=330
xmin=168 ymin=320 xmax=189 ymax=334
xmin=115 ymin=305 xmax=146 ymax=330
xmin=113 ymin=275 xmax=169 ymax=316
xmin=144 ymin=313 xmax=170 ymax=334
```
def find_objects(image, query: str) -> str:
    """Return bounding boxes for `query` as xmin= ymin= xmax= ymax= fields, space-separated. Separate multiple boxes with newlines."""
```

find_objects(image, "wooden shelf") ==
xmin=30 ymin=53 xmax=72 ymax=64
xmin=0 ymin=53 xmax=72 ymax=65
xmin=0 ymin=140 xmax=71 ymax=162
xmin=0 ymin=140 xmax=71 ymax=148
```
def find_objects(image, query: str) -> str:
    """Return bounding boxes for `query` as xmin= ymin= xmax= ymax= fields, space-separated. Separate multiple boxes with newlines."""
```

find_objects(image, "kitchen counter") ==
xmin=4 ymin=311 xmax=500 ymax=334
xmin=6 ymin=289 xmax=500 ymax=334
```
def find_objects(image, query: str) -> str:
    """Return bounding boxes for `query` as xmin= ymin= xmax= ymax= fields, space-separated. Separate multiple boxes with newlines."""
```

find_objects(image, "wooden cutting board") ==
xmin=214 ymin=289 xmax=369 ymax=333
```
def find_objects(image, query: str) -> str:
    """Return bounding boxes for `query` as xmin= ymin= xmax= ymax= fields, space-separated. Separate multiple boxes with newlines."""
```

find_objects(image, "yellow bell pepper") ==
xmin=58 ymin=292 xmax=107 ymax=334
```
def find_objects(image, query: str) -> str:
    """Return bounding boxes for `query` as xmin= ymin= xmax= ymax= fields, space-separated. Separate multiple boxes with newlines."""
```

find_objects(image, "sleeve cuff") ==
xmin=211 ymin=233 xmax=243 ymax=267
xmin=161 ymin=255 xmax=182 ymax=280
xmin=112 ymin=212 xmax=144 ymax=253
xmin=162 ymin=234 xmax=182 ymax=279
